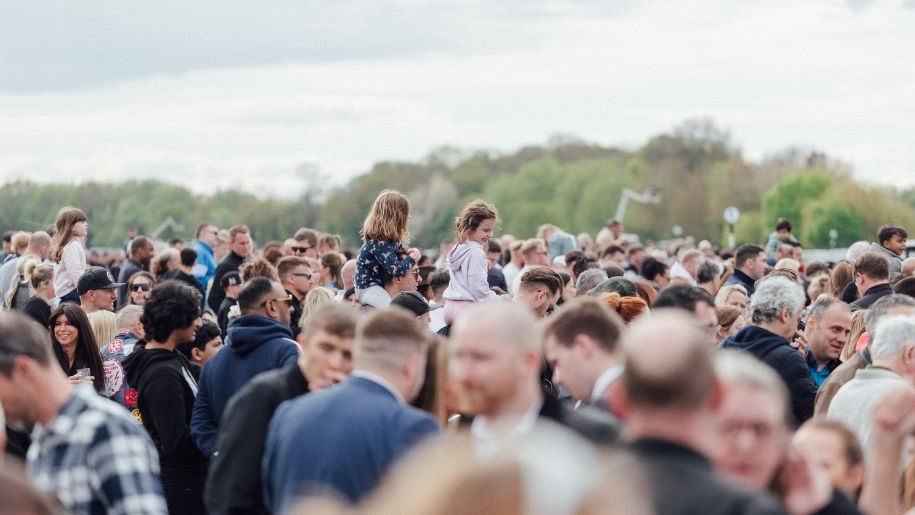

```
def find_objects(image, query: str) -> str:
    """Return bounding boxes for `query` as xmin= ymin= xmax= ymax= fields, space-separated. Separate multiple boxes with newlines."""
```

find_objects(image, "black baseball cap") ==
xmin=77 ymin=266 xmax=125 ymax=295
xmin=390 ymin=291 xmax=439 ymax=317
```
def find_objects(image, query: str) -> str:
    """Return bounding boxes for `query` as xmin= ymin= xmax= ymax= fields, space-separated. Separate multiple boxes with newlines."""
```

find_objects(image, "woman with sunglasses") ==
xmin=126 ymin=271 xmax=155 ymax=307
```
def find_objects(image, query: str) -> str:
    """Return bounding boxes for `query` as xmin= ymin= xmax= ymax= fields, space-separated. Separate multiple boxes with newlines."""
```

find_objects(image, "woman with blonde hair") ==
xmin=297 ymin=287 xmax=335 ymax=329
xmin=842 ymin=309 xmax=868 ymax=361
xmin=715 ymin=283 xmax=749 ymax=316
xmin=22 ymin=263 xmax=55 ymax=327
xmin=4 ymin=255 xmax=42 ymax=311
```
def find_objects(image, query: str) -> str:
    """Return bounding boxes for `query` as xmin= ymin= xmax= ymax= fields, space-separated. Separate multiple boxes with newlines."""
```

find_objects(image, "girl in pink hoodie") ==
xmin=442 ymin=200 xmax=501 ymax=324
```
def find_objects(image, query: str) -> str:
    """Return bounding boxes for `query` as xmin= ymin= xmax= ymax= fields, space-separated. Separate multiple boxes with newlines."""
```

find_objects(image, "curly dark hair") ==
xmin=141 ymin=280 xmax=203 ymax=343
xmin=48 ymin=303 xmax=105 ymax=392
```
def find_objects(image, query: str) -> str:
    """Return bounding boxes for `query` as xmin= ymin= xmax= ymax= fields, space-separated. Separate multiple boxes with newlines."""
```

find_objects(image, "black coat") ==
xmin=850 ymin=283 xmax=893 ymax=311
xmin=207 ymin=251 xmax=245 ymax=315
xmin=721 ymin=325 xmax=817 ymax=426
xmin=630 ymin=438 xmax=786 ymax=515
xmin=205 ymin=362 xmax=309 ymax=515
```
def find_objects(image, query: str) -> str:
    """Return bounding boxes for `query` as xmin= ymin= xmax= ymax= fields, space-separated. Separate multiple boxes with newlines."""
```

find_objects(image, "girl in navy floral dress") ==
xmin=355 ymin=190 xmax=421 ymax=308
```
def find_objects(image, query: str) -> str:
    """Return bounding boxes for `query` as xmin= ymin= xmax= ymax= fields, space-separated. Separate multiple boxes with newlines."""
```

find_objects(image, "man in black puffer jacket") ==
xmin=721 ymin=275 xmax=816 ymax=427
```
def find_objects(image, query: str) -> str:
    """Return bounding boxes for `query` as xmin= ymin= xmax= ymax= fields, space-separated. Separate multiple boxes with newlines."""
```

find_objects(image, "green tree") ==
xmin=762 ymin=172 xmax=833 ymax=236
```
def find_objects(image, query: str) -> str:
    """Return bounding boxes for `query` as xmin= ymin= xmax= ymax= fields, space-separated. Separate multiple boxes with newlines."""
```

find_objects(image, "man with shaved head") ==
xmin=611 ymin=310 xmax=785 ymax=515
xmin=449 ymin=301 xmax=618 ymax=448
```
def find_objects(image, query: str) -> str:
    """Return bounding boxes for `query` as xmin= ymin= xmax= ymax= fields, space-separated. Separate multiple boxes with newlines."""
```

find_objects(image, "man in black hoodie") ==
xmin=124 ymin=280 xmax=207 ymax=515
xmin=721 ymin=275 xmax=817 ymax=427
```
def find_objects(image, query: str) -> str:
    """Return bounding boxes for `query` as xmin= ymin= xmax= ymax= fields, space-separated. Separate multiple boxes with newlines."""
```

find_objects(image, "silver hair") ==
xmin=749 ymin=276 xmax=805 ymax=324
xmin=870 ymin=314 xmax=915 ymax=361
xmin=715 ymin=350 xmax=790 ymax=424
xmin=575 ymin=268 xmax=608 ymax=296
xmin=116 ymin=304 xmax=143 ymax=328
xmin=864 ymin=294 xmax=915 ymax=335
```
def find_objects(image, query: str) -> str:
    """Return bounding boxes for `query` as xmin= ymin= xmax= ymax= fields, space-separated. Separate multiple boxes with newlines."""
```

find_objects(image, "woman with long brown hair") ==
xmin=48 ymin=303 xmax=105 ymax=393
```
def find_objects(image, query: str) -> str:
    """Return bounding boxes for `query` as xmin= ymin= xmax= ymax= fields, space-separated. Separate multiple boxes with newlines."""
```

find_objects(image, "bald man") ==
xmin=449 ymin=301 xmax=618 ymax=448
xmin=610 ymin=310 xmax=785 ymax=515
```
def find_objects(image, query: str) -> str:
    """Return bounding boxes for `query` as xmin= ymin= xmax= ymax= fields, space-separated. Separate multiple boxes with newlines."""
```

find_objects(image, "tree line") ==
xmin=2 ymin=118 xmax=913 ymax=251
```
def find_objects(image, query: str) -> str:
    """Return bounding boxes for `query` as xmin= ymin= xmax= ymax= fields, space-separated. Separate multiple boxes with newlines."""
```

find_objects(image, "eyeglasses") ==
xmin=131 ymin=283 xmax=152 ymax=292
xmin=290 ymin=272 xmax=313 ymax=279
xmin=292 ymin=246 xmax=312 ymax=254
xmin=409 ymin=269 xmax=420 ymax=277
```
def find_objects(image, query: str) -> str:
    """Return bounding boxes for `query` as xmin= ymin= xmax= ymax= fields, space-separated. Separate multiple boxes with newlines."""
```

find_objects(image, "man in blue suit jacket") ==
xmin=261 ymin=308 xmax=439 ymax=513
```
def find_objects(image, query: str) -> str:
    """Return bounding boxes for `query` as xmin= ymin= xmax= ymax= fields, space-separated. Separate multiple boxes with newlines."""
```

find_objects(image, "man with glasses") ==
xmin=191 ymin=277 xmax=299 ymax=457
xmin=193 ymin=223 xmax=220 ymax=299
xmin=277 ymin=256 xmax=314 ymax=335
xmin=292 ymin=227 xmax=319 ymax=259
xmin=207 ymin=225 xmax=252 ymax=315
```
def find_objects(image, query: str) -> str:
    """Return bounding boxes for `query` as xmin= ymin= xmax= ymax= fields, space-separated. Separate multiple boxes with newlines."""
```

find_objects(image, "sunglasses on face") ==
xmin=131 ymin=283 xmax=152 ymax=292
xmin=292 ymin=246 xmax=312 ymax=254
xmin=290 ymin=271 xmax=313 ymax=279
xmin=261 ymin=294 xmax=294 ymax=308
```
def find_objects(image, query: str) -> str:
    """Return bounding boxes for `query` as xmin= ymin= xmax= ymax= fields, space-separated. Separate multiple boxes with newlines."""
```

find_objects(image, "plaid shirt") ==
xmin=27 ymin=384 xmax=167 ymax=515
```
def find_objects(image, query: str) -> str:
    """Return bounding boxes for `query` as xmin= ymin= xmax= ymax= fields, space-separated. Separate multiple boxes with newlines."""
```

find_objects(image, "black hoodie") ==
xmin=123 ymin=344 xmax=208 ymax=482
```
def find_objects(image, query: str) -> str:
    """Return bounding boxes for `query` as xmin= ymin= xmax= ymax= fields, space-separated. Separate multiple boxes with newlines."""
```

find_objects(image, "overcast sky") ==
xmin=1 ymin=0 xmax=912 ymax=198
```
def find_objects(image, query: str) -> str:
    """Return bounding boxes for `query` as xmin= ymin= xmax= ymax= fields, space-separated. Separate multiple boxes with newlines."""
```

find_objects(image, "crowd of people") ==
xmin=1 ymin=193 xmax=914 ymax=515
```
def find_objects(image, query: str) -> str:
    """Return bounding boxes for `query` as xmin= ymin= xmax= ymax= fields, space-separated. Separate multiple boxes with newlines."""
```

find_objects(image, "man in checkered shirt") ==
xmin=0 ymin=312 xmax=166 ymax=515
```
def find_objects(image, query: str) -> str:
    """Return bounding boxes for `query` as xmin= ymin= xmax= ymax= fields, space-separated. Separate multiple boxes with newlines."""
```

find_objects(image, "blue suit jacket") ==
xmin=261 ymin=375 xmax=439 ymax=512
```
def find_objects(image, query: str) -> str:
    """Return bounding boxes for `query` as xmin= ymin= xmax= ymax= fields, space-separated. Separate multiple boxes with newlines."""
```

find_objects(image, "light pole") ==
xmin=723 ymin=206 xmax=740 ymax=249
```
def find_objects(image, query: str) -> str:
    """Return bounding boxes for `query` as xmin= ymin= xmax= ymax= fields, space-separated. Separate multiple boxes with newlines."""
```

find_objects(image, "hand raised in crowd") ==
xmin=407 ymin=248 xmax=421 ymax=262
xmin=789 ymin=329 xmax=808 ymax=356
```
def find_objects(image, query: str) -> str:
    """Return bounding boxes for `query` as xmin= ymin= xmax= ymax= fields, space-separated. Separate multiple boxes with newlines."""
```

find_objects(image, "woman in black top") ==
xmin=23 ymin=263 xmax=55 ymax=328
xmin=48 ymin=303 xmax=105 ymax=393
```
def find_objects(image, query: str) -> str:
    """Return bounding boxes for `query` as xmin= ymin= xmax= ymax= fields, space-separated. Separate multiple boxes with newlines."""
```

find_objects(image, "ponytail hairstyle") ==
xmin=4 ymin=255 xmax=43 ymax=310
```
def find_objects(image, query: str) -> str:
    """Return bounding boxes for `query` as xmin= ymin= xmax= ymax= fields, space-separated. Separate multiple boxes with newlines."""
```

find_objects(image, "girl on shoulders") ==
xmin=442 ymin=199 xmax=501 ymax=324
xmin=355 ymin=190 xmax=421 ymax=308
xmin=51 ymin=207 xmax=89 ymax=303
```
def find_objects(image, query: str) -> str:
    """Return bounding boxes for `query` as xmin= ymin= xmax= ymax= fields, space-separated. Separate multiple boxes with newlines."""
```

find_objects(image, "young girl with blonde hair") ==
xmin=51 ymin=206 xmax=89 ymax=303
xmin=442 ymin=199 xmax=500 ymax=324
xmin=355 ymin=190 xmax=421 ymax=308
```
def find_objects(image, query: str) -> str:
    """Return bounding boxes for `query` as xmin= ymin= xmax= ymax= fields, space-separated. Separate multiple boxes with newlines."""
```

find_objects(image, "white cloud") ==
xmin=0 ymin=0 xmax=913 ymax=199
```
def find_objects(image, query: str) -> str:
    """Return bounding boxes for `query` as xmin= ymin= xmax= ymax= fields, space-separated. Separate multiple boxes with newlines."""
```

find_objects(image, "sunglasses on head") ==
xmin=131 ymin=283 xmax=152 ymax=292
